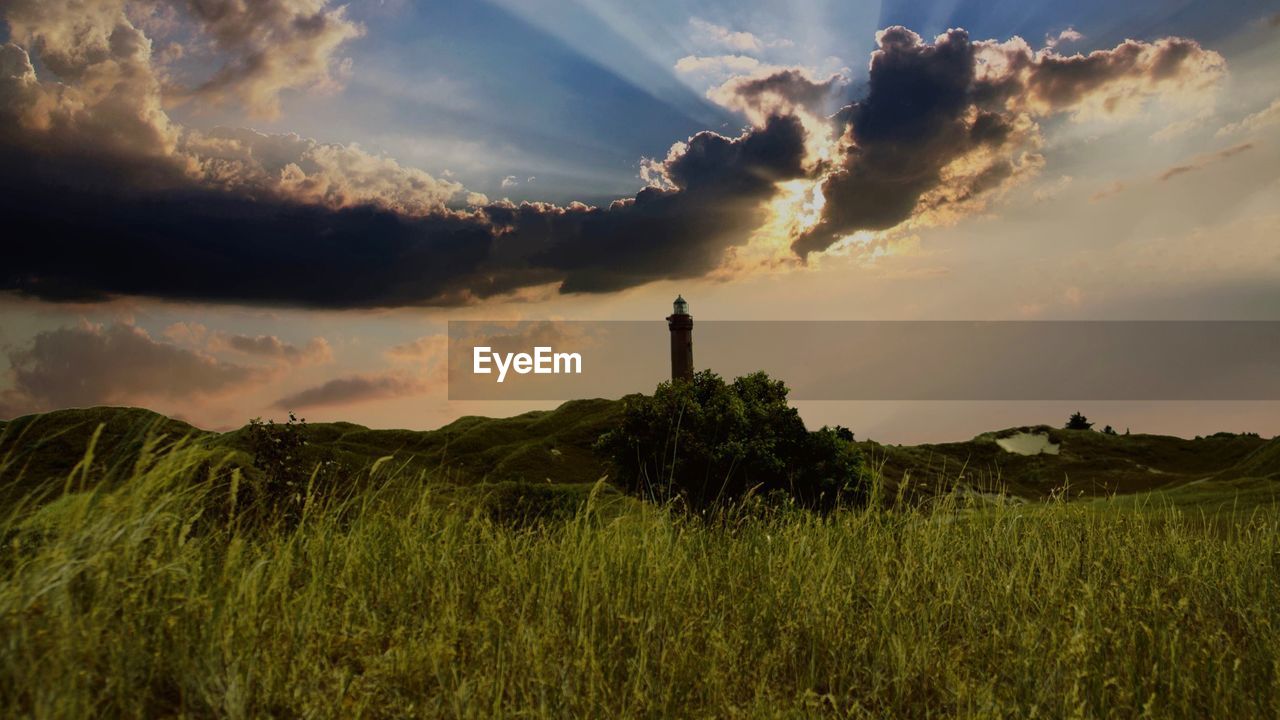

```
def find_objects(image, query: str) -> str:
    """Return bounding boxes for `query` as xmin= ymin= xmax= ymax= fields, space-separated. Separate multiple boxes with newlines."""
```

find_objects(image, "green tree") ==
xmin=597 ymin=370 xmax=863 ymax=510
xmin=1065 ymin=411 xmax=1094 ymax=431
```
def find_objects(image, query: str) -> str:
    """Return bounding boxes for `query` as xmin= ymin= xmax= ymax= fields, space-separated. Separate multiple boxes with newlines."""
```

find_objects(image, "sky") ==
xmin=1 ymin=0 xmax=1278 ymax=441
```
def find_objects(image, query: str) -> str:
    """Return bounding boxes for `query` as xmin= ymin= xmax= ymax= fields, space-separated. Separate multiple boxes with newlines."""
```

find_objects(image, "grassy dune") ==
xmin=3 ymin=437 xmax=1280 ymax=718
xmin=0 ymin=402 xmax=621 ymax=507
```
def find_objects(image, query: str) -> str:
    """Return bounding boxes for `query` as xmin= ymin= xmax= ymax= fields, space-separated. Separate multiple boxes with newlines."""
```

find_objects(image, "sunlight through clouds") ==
xmin=0 ymin=0 xmax=1277 ymax=439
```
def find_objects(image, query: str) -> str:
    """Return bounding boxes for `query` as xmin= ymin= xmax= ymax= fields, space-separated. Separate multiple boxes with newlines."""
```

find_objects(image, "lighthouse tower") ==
xmin=667 ymin=295 xmax=693 ymax=381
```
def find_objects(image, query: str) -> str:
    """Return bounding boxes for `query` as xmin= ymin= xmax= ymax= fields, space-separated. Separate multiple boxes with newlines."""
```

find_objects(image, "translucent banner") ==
xmin=447 ymin=321 xmax=1280 ymax=401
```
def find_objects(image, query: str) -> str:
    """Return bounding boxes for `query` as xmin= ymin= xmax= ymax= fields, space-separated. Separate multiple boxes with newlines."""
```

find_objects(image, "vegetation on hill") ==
xmin=4 ymin=399 xmax=1277 ymax=518
xmin=860 ymin=427 xmax=1278 ymax=502
xmin=0 ymin=407 xmax=207 ymax=506
xmin=1 ymin=398 xmax=1278 ymax=716
xmin=1065 ymin=411 xmax=1094 ymax=430
xmin=0 ymin=400 xmax=623 ymax=511
xmin=597 ymin=370 xmax=863 ymax=509
xmin=2 ymin=439 xmax=1280 ymax=717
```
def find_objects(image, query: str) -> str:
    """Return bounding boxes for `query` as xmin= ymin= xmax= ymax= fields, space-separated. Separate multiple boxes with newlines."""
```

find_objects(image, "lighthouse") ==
xmin=667 ymin=295 xmax=693 ymax=381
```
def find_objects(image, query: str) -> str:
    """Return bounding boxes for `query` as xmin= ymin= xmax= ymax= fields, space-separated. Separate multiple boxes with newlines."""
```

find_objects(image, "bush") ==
xmin=1065 ymin=411 xmax=1094 ymax=431
xmin=242 ymin=413 xmax=352 ymax=526
xmin=245 ymin=413 xmax=309 ymax=518
xmin=597 ymin=370 xmax=863 ymax=510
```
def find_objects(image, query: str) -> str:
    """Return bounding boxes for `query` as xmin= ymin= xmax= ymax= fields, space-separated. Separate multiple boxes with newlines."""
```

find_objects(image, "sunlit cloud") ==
xmin=674 ymin=54 xmax=762 ymax=76
xmin=688 ymin=17 xmax=790 ymax=53
xmin=1217 ymin=98 xmax=1280 ymax=137
xmin=1044 ymin=28 xmax=1084 ymax=50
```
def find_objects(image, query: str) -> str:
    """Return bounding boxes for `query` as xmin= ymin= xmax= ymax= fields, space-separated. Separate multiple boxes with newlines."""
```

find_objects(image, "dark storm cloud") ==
xmin=273 ymin=373 xmax=424 ymax=409
xmin=793 ymin=28 xmax=987 ymax=256
xmin=722 ymin=69 xmax=841 ymax=110
xmin=793 ymin=28 xmax=1225 ymax=256
xmin=0 ymin=114 xmax=807 ymax=306
xmin=0 ymin=0 xmax=811 ymax=307
xmin=0 ymin=160 xmax=493 ymax=307
xmin=0 ymin=1 xmax=1226 ymax=306
xmin=0 ymin=0 xmax=809 ymax=307
xmin=490 ymin=115 xmax=808 ymax=293
xmin=6 ymin=323 xmax=259 ymax=410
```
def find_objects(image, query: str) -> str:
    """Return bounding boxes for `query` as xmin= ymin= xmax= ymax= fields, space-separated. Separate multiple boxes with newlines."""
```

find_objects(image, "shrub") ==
xmin=242 ymin=413 xmax=352 ymax=526
xmin=1065 ymin=411 xmax=1094 ymax=431
xmin=597 ymin=370 xmax=863 ymax=510
xmin=245 ymin=412 xmax=309 ymax=516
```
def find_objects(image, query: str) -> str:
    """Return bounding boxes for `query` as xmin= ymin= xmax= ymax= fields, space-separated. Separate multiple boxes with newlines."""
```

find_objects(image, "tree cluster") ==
xmin=597 ymin=371 xmax=864 ymax=511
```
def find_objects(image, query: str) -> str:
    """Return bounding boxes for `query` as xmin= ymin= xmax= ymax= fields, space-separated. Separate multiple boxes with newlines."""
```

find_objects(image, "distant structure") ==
xmin=667 ymin=295 xmax=693 ymax=381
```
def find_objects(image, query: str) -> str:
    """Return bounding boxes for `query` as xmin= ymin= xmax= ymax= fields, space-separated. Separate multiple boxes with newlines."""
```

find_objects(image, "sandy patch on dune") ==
xmin=997 ymin=432 xmax=1060 ymax=456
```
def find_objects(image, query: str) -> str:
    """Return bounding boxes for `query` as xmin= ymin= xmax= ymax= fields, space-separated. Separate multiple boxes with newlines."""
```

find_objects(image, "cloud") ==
xmin=490 ymin=115 xmax=810 ymax=294
xmin=0 ymin=175 xmax=492 ymax=305
xmin=450 ymin=320 xmax=593 ymax=359
xmin=1044 ymin=28 xmax=1083 ymax=50
xmin=1151 ymin=114 xmax=1211 ymax=143
xmin=5 ymin=322 xmax=260 ymax=411
xmin=707 ymin=67 xmax=845 ymax=126
xmin=273 ymin=372 xmax=425 ymax=409
xmin=166 ymin=0 xmax=364 ymax=118
xmin=1090 ymin=180 xmax=1126 ymax=202
xmin=2 ymin=104 xmax=809 ymax=303
xmin=1032 ymin=174 xmax=1073 ymax=202
xmin=980 ymin=35 xmax=1225 ymax=119
xmin=163 ymin=321 xmax=209 ymax=345
xmin=792 ymin=27 xmax=1226 ymax=256
xmin=1089 ymin=142 xmax=1252 ymax=201
xmin=0 ymin=4 xmax=180 ymax=163
xmin=386 ymin=335 xmax=448 ymax=389
xmin=3 ymin=0 xmax=363 ymax=126
xmin=186 ymin=127 xmax=466 ymax=215
xmin=1157 ymin=142 xmax=1253 ymax=181
xmin=0 ymin=0 xmax=459 ymax=216
xmin=214 ymin=333 xmax=333 ymax=365
xmin=0 ymin=9 xmax=1231 ymax=306
xmin=387 ymin=335 xmax=446 ymax=362
xmin=1216 ymin=98 xmax=1280 ymax=137
xmin=1 ymin=0 xmax=817 ymax=306
xmin=688 ymin=18 xmax=786 ymax=53
xmin=676 ymin=18 xmax=806 ymax=83
xmin=674 ymin=54 xmax=762 ymax=76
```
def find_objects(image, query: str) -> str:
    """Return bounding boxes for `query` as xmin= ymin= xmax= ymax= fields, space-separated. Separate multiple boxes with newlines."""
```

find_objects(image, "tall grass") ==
xmin=2 ymin=439 xmax=1279 ymax=718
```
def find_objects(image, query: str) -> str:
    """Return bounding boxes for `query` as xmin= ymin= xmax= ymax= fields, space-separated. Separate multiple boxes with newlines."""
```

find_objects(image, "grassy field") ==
xmin=3 ymin=432 xmax=1280 ymax=718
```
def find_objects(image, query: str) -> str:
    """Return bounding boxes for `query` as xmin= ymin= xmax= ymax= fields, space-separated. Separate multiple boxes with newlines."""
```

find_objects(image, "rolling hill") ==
xmin=860 ymin=426 xmax=1280 ymax=500
xmin=2 ymin=401 xmax=1276 ymax=509
xmin=0 ymin=400 xmax=621 ymax=507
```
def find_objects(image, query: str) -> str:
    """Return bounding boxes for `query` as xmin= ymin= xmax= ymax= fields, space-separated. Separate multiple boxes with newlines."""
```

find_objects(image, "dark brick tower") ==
xmin=667 ymin=295 xmax=693 ymax=381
